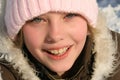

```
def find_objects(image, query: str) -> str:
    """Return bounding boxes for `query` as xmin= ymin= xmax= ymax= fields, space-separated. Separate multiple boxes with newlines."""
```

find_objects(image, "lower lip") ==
xmin=46 ymin=47 xmax=71 ymax=60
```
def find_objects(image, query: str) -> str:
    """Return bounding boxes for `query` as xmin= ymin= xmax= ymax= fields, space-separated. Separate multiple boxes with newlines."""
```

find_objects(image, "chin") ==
xmin=47 ymin=62 xmax=74 ymax=76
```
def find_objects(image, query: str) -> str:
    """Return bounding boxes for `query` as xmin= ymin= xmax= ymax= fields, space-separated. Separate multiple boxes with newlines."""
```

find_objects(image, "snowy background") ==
xmin=97 ymin=0 xmax=120 ymax=33
xmin=97 ymin=0 xmax=120 ymax=7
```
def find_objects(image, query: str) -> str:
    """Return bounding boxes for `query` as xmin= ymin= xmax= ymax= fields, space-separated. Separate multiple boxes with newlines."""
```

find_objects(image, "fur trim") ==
xmin=0 ymin=27 xmax=40 ymax=80
xmin=0 ymin=74 xmax=3 ymax=80
xmin=91 ymin=12 xmax=118 ymax=80
xmin=0 ymin=29 xmax=40 ymax=80
xmin=0 ymin=72 xmax=3 ymax=80
xmin=0 ymin=26 xmax=40 ymax=80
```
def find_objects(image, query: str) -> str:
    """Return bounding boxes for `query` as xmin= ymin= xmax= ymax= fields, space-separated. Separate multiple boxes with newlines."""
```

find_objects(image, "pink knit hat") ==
xmin=5 ymin=0 xmax=98 ymax=39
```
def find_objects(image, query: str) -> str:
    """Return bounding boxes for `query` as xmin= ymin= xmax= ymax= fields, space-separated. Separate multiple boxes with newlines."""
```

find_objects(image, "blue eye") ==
xmin=65 ymin=13 xmax=79 ymax=18
xmin=30 ymin=17 xmax=44 ymax=23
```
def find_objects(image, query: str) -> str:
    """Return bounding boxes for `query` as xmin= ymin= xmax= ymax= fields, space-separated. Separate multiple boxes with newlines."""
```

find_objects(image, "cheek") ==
xmin=70 ymin=22 xmax=88 ymax=43
xmin=22 ymin=25 xmax=45 ymax=49
xmin=71 ymin=23 xmax=88 ymax=54
xmin=75 ymin=30 xmax=87 ymax=43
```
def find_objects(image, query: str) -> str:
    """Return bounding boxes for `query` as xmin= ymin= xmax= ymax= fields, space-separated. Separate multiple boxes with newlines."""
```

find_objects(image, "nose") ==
xmin=45 ymin=20 xmax=64 ymax=43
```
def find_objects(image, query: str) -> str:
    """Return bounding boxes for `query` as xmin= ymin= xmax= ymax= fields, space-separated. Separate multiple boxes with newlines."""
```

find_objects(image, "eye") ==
xmin=65 ymin=13 xmax=79 ymax=18
xmin=28 ymin=17 xmax=45 ymax=23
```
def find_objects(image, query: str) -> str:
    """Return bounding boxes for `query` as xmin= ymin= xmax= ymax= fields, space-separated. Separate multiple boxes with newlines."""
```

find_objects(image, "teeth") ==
xmin=48 ymin=47 xmax=68 ymax=55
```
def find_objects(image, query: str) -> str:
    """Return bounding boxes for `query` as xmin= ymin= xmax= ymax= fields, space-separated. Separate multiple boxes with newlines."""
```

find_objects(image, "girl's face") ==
xmin=23 ymin=12 xmax=88 ymax=76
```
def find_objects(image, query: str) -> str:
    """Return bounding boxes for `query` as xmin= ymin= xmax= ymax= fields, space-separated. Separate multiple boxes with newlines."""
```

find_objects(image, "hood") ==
xmin=0 ymin=0 xmax=119 ymax=80
xmin=91 ymin=11 xmax=119 ymax=80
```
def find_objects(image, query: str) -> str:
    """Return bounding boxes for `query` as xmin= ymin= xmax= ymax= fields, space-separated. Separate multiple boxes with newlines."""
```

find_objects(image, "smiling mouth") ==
xmin=44 ymin=47 xmax=69 ymax=56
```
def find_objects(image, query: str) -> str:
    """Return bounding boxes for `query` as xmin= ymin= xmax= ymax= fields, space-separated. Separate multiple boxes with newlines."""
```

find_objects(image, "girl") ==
xmin=0 ymin=0 xmax=120 ymax=80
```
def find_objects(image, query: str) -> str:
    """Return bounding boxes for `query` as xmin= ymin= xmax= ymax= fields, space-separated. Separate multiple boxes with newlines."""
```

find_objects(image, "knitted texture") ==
xmin=5 ymin=0 xmax=98 ymax=39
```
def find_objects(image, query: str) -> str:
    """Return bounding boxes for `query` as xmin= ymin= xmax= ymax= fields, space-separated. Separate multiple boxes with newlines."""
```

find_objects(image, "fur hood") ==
xmin=0 ymin=0 xmax=119 ymax=80
xmin=90 ymin=12 xmax=119 ymax=80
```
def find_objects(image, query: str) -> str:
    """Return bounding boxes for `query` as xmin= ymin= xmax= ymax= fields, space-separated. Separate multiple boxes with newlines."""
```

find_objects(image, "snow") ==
xmin=98 ymin=0 xmax=120 ymax=33
xmin=97 ymin=0 xmax=120 ymax=7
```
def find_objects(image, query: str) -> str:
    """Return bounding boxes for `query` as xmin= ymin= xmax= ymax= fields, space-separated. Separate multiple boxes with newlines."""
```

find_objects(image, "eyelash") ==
xmin=65 ymin=13 xmax=79 ymax=18
xmin=29 ymin=17 xmax=45 ymax=23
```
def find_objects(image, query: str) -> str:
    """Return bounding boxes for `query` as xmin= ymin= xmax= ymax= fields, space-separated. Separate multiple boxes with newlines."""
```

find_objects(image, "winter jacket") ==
xmin=0 ymin=1 xmax=120 ymax=80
